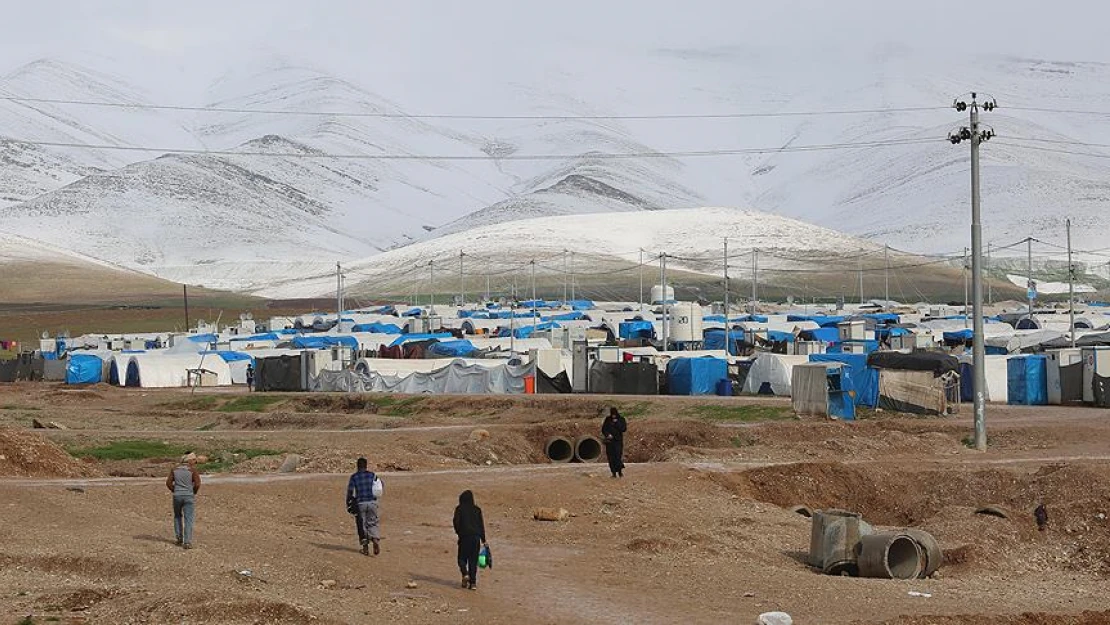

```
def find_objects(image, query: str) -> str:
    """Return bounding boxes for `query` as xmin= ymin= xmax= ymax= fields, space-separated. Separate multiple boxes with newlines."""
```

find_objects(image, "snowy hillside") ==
xmin=256 ymin=207 xmax=888 ymax=299
xmin=0 ymin=43 xmax=1109 ymax=293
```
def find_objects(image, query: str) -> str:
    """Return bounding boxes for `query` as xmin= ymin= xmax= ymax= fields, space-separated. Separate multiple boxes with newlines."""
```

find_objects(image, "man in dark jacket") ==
xmin=166 ymin=452 xmax=201 ymax=549
xmin=346 ymin=457 xmax=382 ymax=555
xmin=602 ymin=407 xmax=627 ymax=478
xmin=453 ymin=490 xmax=487 ymax=590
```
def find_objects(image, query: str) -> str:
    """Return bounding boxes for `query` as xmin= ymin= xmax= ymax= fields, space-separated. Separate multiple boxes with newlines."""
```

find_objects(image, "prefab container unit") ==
xmin=1082 ymin=347 xmax=1110 ymax=404
xmin=1046 ymin=348 xmax=1083 ymax=405
xmin=838 ymin=321 xmax=866 ymax=342
xmin=1007 ymin=355 xmax=1048 ymax=406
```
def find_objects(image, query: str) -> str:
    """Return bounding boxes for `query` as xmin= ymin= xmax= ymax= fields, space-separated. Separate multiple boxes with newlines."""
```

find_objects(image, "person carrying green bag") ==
xmin=453 ymin=490 xmax=488 ymax=590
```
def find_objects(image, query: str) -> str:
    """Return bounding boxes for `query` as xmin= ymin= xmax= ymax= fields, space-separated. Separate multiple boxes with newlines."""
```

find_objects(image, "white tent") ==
xmin=741 ymin=354 xmax=809 ymax=396
xmin=124 ymin=353 xmax=233 ymax=388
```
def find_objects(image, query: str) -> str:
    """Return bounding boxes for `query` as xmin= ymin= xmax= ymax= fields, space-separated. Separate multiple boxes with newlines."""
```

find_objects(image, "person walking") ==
xmin=602 ymin=406 xmax=627 ymax=478
xmin=453 ymin=490 xmax=487 ymax=590
xmin=245 ymin=362 xmax=255 ymax=391
xmin=346 ymin=457 xmax=383 ymax=556
xmin=166 ymin=452 xmax=201 ymax=549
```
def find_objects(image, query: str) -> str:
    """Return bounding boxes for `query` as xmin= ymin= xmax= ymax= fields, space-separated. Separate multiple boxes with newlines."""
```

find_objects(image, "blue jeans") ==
xmin=173 ymin=495 xmax=195 ymax=545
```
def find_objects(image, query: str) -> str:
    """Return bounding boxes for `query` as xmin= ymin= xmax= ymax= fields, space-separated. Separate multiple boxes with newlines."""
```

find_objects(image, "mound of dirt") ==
xmin=0 ymin=428 xmax=101 ymax=478
xmin=876 ymin=610 xmax=1110 ymax=625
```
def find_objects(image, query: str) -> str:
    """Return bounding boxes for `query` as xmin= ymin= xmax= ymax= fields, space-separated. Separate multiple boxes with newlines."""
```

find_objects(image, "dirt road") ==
xmin=2 ymin=385 xmax=1109 ymax=624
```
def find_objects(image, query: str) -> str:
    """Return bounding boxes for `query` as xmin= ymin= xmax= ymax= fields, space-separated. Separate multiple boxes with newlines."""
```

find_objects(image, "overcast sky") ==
xmin=3 ymin=1 xmax=1107 ymax=74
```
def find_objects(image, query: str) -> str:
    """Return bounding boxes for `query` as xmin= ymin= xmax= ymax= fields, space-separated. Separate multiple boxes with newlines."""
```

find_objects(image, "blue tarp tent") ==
xmin=291 ymin=335 xmax=359 ymax=350
xmin=511 ymin=322 xmax=560 ymax=338
xmin=619 ymin=320 xmax=655 ymax=340
xmin=389 ymin=333 xmax=453 ymax=347
xmin=666 ymin=357 xmax=728 ymax=396
xmin=351 ymin=323 xmax=403 ymax=334
xmin=65 ymin=354 xmax=102 ymax=384
xmin=863 ymin=313 xmax=900 ymax=324
xmin=1008 ymin=355 xmax=1048 ymax=405
xmin=809 ymin=353 xmax=878 ymax=407
xmin=202 ymin=351 xmax=253 ymax=363
xmin=546 ymin=312 xmax=586 ymax=322
xmin=400 ymin=308 xmax=423 ymax=317
xmin=567 ymin=299 xmax=595 ymax=311
xmin=427 ymin=340 xmax=477 ymax=357
xmin=186 ymin=333 xmax=218 ymax=344
xmin=232 ymin=333 xmax=279 ymax=342
xmin=800 ymin=327 xmax=840 ymax=343
xmin=703 ymin=329 xmax=745 ymax=351
xmin=944 ymin=329 xmax=974 ymax=343
xmin=766 ymin=330 xmax=796 ymax=343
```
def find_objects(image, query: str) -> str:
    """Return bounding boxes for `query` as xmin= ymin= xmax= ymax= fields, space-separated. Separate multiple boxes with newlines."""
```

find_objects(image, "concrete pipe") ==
xmin=901 ymin=529 xmax=942 ymax=578
xmin=858 ymin=533 xmax=924 ymax=580
xmin=808 ymin=509 xmax=862 ymax=570
xmin=544 ymin=437 xmax=574 ymax=463
xmin=574 ymin=435 xmax=603 ymax=463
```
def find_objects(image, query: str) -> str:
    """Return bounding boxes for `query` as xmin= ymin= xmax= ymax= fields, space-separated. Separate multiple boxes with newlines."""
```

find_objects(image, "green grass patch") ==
xmin=195 ymin=447 xmax=284 ymax=472
xmin=68 ymin=440 xmax=191 ymax=461
xmin=375 ymin=396 xmax=424 ymax=416
xmin=961 ymin=435 xmax=992 ymax=448
xmin=216 ymin=395 xmax=286 ymax=413
xmin=161 ymin=395 xmax=222 ymax=411
xmin=615 ymin=401 xmax=651 ymax=419
xmin=683 ymin=404 xmax=794 ymax=422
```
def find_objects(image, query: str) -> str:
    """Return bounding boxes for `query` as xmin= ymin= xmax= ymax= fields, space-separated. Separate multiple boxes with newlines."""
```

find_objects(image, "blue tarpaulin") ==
xmin=863 ymin=313 xmax=900 ymax=324
xmin=809 ymin=353 xmax=878 ymax=407
xmin=703 ymin=329 xmax=745 ymax=351
xmin=1008 ymin=355 xmax=1048 ymax=405
xmin=619 ymin=320 xmax=655 ymax=340
xmin=567 ymin=299 xmax=596 ymax=311
xmin=666 ymin=357 xmax=728 ymax=395
xmin=400 ymin=308 xmax=423 ymax=317
xmin=389 ymin=333 xmax=453 ymax=347
xmin=943 ymin=329 xmax=974 ymax=342
xmin=766 ymin=330 xmax=796 ymax=343
xmin=291 ymin=335 xmax=359 ymax=350
xmin=231 ymin=333 xmax=279 ymax=342
xmin=351 ymin=323 xmax=403 ymax=334
xmin=788 ymin=314 xmax=846 ymax=326
xmin=202 ymin=351 xmax=253 ymax=363
xmin=800 ymin=327 xmax=841 ymax=343
xmin=65 ymin=354 xmax=102 ymax=384
xmin=187 ymin=333 xmax=218 ymax=344
xmin=427 ymin=340 xmax=477 ymax=357
xmin=509 ymin=322 xmax=560 ymax=339
xmin=546 ymin=312 xmax=586 ymax=322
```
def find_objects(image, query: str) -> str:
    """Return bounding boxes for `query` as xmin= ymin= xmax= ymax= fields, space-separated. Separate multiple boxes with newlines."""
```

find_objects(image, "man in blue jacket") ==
xmin=346 ymin=457 xmax=382 ymax=555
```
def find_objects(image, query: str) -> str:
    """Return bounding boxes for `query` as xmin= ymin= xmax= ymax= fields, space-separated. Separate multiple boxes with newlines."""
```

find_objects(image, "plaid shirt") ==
xmin=347 ymin=470 xmax=378 ymax=503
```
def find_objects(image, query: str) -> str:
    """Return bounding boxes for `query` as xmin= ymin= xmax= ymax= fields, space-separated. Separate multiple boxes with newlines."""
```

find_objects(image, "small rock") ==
xmin=757 ymin=612 xmax=792 ymax=625
xmin=533 ymin=507 xmax=570 ymax=522
xmin=320 ymin=579 xmax=337 ymax=589
xmin=66 ymin=486 xmax=86 ymax=494
xmin=406 ymin=581 xmax=418 ymax=589
xmin=32 ymin=418 xmax=46 ymax=429
xmin=195 ymin=455 xmax=209 ymax=464
xmin=0 ymin=455 xmax=6 ymax=461
xmin=469 ymin=429 xmax=490 ymax=442
xmin=743 ymin=592 xmax=755 ymax=598
xmin=403 ymin=530 xmax=413 ymax=535
xmin=279 ymin=454 xmax=302 ymax=473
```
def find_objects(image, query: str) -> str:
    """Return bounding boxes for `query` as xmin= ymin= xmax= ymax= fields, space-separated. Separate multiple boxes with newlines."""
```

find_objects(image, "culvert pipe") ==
xmin=574 ymin=435 xmax=603 ymax=463
xmin=901 ymin=528 xmax=942 ymax=578
xmin=858 ymin=533 xmax=924 ymax=580
xmin=809 ymin=509 xmax=863 ymax=570
xmin=544 ymin=437 xmax=574 ymax=463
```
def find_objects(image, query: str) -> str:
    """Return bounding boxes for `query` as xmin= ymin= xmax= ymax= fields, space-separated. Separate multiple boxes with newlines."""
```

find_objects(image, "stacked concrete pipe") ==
xmin=574 ymin=435 xmax=603 ymax=462
xmin=544 ymin=437 xmax=574 ymax=463
xmin=858 ymin=533 xmax=924 ymax=580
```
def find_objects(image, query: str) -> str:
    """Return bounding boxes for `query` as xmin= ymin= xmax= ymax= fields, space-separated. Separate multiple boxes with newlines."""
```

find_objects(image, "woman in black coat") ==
xmin=601 ymin=407 xmax=627 ymax=478
xmin=453 ymin=490 xmax=487 ymax=590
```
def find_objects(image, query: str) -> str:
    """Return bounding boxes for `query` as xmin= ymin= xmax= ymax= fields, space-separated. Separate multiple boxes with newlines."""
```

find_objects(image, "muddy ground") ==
xmin=1 ymin=384 xmax=1109 ymax=624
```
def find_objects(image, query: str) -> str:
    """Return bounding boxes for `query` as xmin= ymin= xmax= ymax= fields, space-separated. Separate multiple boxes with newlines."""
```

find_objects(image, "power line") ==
xmin=1006 ymin=105 xmax=1110 ymax=117
xmin=0 ymin=94 xmax=948 ymax=120
xmin=994 ymin=141 xmax=1110 ymax=159
xmin=0 ymin=136 xmax=941 ymax=161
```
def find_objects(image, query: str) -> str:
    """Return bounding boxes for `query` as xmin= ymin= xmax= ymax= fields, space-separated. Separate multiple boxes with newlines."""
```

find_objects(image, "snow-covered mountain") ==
xmin=256 ymin=207 xmax=892 ymax=299
xmin=0 ymin=45 xmax=1109 ymax=296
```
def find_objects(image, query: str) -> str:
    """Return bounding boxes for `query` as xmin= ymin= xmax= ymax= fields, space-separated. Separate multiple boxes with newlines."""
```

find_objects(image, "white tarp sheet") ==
xmin=313 ymin=358 xmax=533 ymax=394
xmin=125 ymin=352 xmax=234 ymax=388
xmin=742 ymin=354 xmax=809 ymax=396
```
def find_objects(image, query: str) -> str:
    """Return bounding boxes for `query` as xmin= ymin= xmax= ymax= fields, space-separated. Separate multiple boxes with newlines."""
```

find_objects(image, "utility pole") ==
xmin=336 ymin=261 xmax=343 ymax=329
xmin=884 ymin=244 xmax=890 ymax=304
xmin=485 ymin=265 xmax=491 ymax=303
xmin=183 ymin=285 xmax=190 ymax=331
xmin=570 ymin=252 xmax=576 ymax=302
xmin=1027 ymin=237 xmax=1034 ymax=316
xmin=987 ymin=242 xmax=993 ymax=306
xmin=750 ymin=248 xmax=758 ymax=314
xmin=563 ymin=250 xmax=569 ymax=305
xmin=950 ymin=91 xmax=996 ymax=452
xmin=458 ymin=251 xmax=465 ymax=307
xmin=429 ymin=260 xmax=436 ymax=316
xmin=638 ymin=248 xmax=644 ymax=311
xmin=857 ymin=251 xmax=865 ymax=306
xmin=531 ymin=259 xmax=538 ymax=328
xmin=723 ymin=238 xmax=730 ymax=355
xmin=963 ymin=247 xmax=969 ymax=328
xmin=1068 ymin=218 xmax=1076 ymax=348
xmin=661 ymin=253 xmax=669 ymax=351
